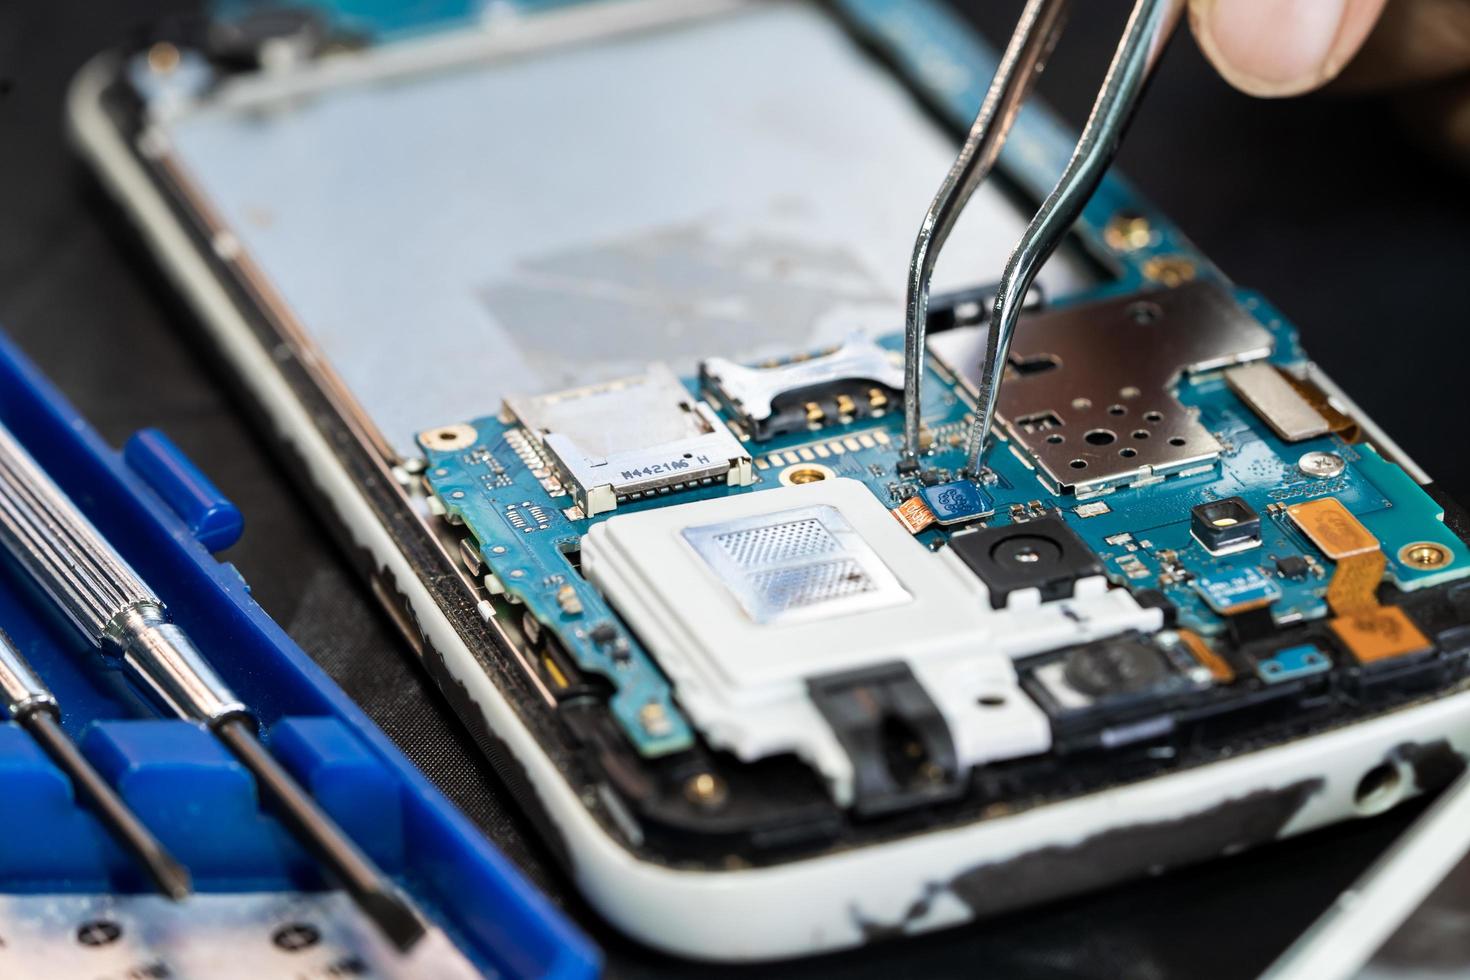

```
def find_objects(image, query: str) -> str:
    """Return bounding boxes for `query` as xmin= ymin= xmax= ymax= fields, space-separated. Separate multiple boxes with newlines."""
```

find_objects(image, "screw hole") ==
xmin=1400 ymin=542 xmax=1452 ymax=569
xmin=1144 ymin=411 xmax=1164 ymax=423
xmin=1132 ymin=430 xmax=1151 ymax=440
xmin=784 ymin=466 xmax=829 ymax=485
xmin=1119 ymin=448 xmax=1137 ymax=458
xmin=1353 ymin=763 xmax=1405 ymax=816
xmin=1084 ymin=429 xmax=1117 ymax=446
xmin=977 ymin=694 xmax=1007 ymax=708
xmin=1168 ymin=436 xmax=1187 ymax=447
xmin=1069 ymin=459 xmax=1088 ymax=470
xmin=1107 ymin=404 xmax=1127 ymax=416
xmin=1046 ymin=433 xmax=1064 ymax=444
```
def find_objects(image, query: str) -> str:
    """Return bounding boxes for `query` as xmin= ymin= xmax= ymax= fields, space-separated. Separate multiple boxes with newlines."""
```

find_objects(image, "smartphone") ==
xmin=67 ymin=0 xmax=1470 ymax=961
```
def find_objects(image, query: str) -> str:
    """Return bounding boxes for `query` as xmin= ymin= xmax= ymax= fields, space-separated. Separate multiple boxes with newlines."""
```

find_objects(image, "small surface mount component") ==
xmin=949 ymin=516 xmax=1104 ymax=609
xmin=929 ymin=281 xmax=1273 ymax=493
xmin=920 ymin=480 xmax=994 ymax=526
xmin=504 ymin=363 xmax=753 ymax=516
xmin=1275 ymin=555 xmax=1311 ymax=580
xmin=1190 ymin=496 xmax=1261 ymax=555
xmin=700 ymin=334 xmax=904 ymax=441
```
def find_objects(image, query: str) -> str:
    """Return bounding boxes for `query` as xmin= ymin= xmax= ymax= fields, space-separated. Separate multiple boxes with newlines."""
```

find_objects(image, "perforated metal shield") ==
xmin=682 ymin=505 xmax=910 ymax=624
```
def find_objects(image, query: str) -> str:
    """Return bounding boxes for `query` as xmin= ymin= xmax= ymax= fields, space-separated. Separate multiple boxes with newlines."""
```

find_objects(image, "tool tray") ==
xmin=0 ymin=329 xmax=598 ymax=977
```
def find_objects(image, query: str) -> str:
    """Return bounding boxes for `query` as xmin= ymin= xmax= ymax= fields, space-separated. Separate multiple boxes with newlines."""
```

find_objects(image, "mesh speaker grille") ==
xmin=683 ymin=504 xmax=908 ymax=624
xmin=747 ymin=559 xmax=876 ymax=613
xmin=714 ymin=518 xmax=838 ymax=568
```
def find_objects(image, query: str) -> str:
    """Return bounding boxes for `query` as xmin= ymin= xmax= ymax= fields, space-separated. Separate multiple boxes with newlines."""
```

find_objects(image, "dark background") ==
xmin=2 ymin=2 xmax=1467 ymax=977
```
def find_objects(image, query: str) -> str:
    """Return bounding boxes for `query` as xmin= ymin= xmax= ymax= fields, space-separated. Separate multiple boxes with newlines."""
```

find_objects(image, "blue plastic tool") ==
xmin=0 ymin=329 xmax=599 ymax=978
xmin=123 ymin=428 xmax=244 ymax=553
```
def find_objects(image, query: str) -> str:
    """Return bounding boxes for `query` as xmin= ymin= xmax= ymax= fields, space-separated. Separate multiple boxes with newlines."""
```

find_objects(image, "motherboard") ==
xmin=417 ymin=279 xmax=1470 ymax=847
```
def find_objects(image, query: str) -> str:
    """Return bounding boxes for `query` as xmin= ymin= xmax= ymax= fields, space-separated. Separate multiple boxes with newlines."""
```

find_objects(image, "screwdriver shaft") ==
xmin=23 ymin=708 xmax=193 ymax=900
xmin=0 ymin=421 xmax=424 ymax=949
xmin=216 ymin=719 xmax=425 ymax=950
xmin=2 ymin=625 xmax=190 ymax=898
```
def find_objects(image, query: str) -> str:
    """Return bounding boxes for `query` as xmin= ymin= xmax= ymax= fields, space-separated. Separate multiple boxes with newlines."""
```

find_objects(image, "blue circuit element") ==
xmin=0 ymin=331 xmax=598 ymax=978
xmin=1255 ymin=644 xmax=1333 ymax=685
xmin=921 ymin=480 xmax=995 ymax=525
xmin=1193 ymin=567 xmax=1284 ymax=615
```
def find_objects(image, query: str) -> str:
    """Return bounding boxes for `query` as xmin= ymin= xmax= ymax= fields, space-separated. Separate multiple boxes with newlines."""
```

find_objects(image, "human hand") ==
xmin=1188 ymin=0 xmax=1470 ymax=166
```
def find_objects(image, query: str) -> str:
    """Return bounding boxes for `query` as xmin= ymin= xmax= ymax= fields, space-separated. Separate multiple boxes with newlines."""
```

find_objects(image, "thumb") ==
xmin=1189 ymin=0 xmax=1389 ymax=97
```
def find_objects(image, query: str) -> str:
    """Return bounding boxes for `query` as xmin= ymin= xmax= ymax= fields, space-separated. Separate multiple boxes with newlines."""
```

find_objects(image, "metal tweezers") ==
xmin=899 ymin=0 xmax=1186 ymax=474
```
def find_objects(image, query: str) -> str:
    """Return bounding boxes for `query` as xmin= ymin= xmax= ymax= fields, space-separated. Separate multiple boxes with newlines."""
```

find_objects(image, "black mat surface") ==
xmin=2 ymin=3 xmax=1468 ymax=976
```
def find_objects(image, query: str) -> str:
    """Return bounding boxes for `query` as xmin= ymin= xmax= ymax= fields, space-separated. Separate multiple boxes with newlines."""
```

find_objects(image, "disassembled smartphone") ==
xmin=68 ymin=0 xmax=1470 ymax=962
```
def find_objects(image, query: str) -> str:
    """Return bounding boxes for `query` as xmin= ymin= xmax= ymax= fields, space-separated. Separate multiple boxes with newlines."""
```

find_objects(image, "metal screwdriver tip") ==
xmin=26 ymin=711 xmax=192 ymax=900
xmin=0 ymin=422 xmax=424 ymax=945
xmin=214 ymin=718 xmax=426 ymax=951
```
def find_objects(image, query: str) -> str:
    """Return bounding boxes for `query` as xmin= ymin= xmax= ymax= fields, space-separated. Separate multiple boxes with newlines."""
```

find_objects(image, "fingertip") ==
xmin=1190 ymin=0 xmax=1387 ymax=98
